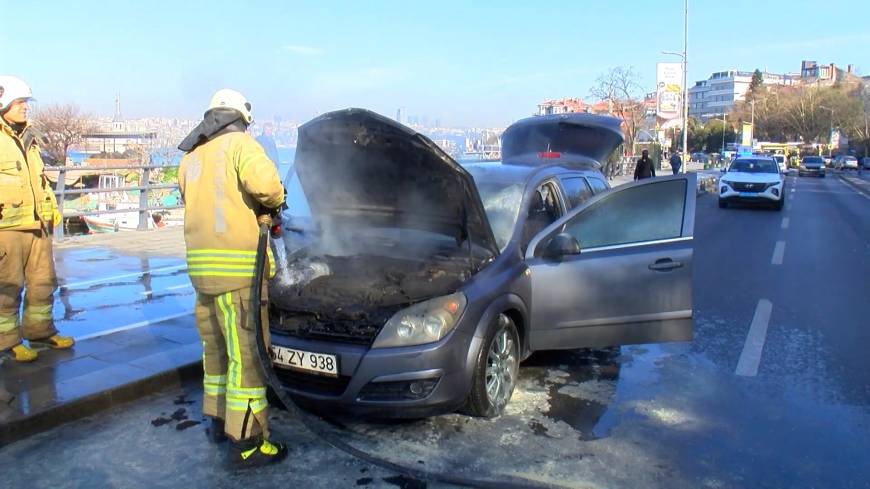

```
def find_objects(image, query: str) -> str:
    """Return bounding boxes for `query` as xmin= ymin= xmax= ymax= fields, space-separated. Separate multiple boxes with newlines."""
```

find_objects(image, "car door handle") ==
xmin=649 ymin=259 xmax=683 ymax=271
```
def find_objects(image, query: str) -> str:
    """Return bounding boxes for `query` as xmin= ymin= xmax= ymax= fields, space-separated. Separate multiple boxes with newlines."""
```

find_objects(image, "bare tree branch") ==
xmin=32 ymin=104 xmax=95 ymax=166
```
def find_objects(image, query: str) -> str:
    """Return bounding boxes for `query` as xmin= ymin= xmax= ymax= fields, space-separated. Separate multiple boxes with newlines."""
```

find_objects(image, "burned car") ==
xmin=268 ymin=110 xmax=695 ymax=418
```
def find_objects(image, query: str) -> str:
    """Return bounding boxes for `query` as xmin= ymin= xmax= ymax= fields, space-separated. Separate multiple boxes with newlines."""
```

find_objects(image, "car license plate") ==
xmin=739 ymin=192 xmax=758 ymax=197
xmin=271 ymin=345 xmax=339 ymax=377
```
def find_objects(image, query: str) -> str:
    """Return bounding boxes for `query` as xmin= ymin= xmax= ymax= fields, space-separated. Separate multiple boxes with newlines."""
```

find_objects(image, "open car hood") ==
xmin=293 ymin=108 xmax=499 ymax=258
xmin=500 ymin=113 xmax=625 ymax=167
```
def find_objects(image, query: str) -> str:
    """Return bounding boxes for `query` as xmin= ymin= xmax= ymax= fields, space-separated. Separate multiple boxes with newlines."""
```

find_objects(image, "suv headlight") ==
xmin=372 ymin=292 xmax=467 ymax=348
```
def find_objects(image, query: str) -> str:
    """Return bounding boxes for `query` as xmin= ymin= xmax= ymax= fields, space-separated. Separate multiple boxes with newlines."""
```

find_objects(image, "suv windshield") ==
xmin=729 ymin=159 xmax=778 ymax=173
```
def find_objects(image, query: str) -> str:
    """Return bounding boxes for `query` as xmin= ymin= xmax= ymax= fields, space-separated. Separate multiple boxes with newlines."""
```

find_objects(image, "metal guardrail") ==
xmin=43 ymin=164 xmax=181 ymax=239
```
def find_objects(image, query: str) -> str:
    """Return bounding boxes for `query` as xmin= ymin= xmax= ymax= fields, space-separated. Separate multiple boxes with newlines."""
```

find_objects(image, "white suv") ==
xmin=719 ymin=156 xmax=785 ymax=211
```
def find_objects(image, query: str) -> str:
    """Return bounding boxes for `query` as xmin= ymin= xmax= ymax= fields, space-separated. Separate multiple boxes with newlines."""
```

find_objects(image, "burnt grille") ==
xmin=731 ymin=182 xmax=768 ymax=192
xmin=274 ymin=367 xmax=351 ymax=397
xmin=270 ymin=308 xmax=399 ymax=346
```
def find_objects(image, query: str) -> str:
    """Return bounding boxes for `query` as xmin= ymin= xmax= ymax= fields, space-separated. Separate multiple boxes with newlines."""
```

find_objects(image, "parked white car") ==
xmin=772 ymin=154 xmax=786 ymax=173
xmin=719 ymin=156 xmax=785 ymax=211
xmin=833 ymin=155 xmax=859 ymax=170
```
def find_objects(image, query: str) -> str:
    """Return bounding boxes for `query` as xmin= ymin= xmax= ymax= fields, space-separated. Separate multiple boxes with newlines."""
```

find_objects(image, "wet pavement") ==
xmin=1 ymin=171 xmax=869 ymax=488
xmin=0 ymin=227 xmax=198 ymax=443
xmin=53 ymin=226 xmax=193 ymax=340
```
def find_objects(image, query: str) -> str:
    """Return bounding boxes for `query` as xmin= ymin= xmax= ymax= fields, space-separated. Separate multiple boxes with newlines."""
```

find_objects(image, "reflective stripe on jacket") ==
xmin=178 ymin=131 xmax=283 ymax=295
xmin=0 ymin=120 xmax=57 ymax=231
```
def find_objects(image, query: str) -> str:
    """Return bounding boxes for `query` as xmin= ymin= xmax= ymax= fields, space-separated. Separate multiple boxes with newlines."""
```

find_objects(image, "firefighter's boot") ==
xmin=30 ymin=334 xmax=75 ymax=349
xmin=5 ymin=343 xmax=37 ymax=362
xmin=227 ymin=437 xmax=288 ymax=470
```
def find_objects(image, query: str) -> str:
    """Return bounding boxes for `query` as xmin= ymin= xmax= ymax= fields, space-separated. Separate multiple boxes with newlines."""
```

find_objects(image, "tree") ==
xmin=32 ymin=104 xmax=94 ymax=166
xmin=748 ymin=69 xmax=765 ymax=102
xmin=702 ymin=118 xmax=736 ymax=152
xmin=590 ymin=66 xmax=647 ymax=165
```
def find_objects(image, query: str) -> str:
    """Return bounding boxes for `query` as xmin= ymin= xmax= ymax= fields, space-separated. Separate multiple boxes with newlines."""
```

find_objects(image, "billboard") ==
xmin=656 ymin=62 xmax=683 ymax=120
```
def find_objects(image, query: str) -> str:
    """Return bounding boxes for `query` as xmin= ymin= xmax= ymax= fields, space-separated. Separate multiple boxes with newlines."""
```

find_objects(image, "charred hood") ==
xmin=500 ymin=113 xmax=625 ymax=167
xmin=294 ymin=108 xmax=499 ymax=257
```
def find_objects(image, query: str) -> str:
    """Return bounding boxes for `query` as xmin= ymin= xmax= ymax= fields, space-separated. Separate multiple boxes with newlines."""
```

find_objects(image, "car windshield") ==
xmin=803 ymin=157 xmax=823 ymax=164
xmin=729 ymin=159 xmax=778 ymax=173
xmin=474 ymin=181 xmax=524 ymax=251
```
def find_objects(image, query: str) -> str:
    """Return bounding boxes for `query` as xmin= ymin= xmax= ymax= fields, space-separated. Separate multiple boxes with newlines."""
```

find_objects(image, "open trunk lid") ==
xmin=500 ymin=113 xmax=625 ymax=168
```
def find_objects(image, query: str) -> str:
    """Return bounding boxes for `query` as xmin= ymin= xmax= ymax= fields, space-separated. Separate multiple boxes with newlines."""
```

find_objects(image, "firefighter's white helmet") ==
xmin=0 ymin=75 xmax=33 ymax=112
xmin=208 ymin=88 xmax=253 ymax=124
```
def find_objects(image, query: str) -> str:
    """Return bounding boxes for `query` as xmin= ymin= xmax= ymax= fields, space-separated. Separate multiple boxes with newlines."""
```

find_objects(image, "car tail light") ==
xmin=538 ymin=151 xmax=561 ymax=159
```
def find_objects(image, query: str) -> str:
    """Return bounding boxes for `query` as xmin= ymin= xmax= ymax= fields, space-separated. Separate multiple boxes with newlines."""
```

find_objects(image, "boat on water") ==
xmin=82 ymin=202 xmax=152 ymax=233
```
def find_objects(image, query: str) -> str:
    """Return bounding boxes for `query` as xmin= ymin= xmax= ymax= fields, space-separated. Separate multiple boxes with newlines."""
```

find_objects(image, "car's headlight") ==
xmin=372 ymin=292 xmax=467 ymax=348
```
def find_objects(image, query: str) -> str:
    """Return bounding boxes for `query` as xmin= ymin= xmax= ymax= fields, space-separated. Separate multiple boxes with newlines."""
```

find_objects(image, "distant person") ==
xmin=0 ymin=75 xmax=74 ymax=362
xmin=669 ymin=151 xmax=682 ymax=175
xmin=634 ymin=149 xmax=656 ymax=180
xmin=255 ymin=122 xmax=281 ymax=168
xmin=178 ymin=88 xmax=287 ymax=468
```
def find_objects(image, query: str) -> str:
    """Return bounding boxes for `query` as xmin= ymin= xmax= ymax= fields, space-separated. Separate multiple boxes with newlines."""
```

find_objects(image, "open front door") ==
xmin=525 ymin=175 xmax=696 ymax=351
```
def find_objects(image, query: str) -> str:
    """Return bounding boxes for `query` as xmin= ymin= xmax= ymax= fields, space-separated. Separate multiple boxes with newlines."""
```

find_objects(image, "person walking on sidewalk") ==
xmin=178 ymin=88 xmax=287 ymax=469
xmin=0 ymin=75 xmax=73 ymax=362
xmin=634 ymin=149 xmax=656 ymax=180
xmin=669 ymin=151 xmax=682 ymax=175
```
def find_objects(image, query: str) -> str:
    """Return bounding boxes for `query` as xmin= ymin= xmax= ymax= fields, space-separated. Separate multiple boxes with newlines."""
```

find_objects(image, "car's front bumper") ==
xmin=799 ymin=167 xmax=825 ymax=176
xmin=268 ymin=327 xmax=477 ymax=417
xmin=719 ymin=184 xmax=783 ymax=204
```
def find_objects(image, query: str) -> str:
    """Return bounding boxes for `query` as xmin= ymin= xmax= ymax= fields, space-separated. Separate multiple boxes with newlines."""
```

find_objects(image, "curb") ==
xmin=0 ymin=361 xmax=202 ymax=447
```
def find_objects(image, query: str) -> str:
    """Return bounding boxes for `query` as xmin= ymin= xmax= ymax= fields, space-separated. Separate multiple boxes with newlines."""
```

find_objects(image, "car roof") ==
xmin=463 ymin=161 xmax=605 ymax=185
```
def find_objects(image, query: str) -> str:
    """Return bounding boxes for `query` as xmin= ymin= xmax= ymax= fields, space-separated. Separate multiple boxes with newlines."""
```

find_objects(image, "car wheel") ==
xmin=463 ymin=313 xmax=520 ymax=418
xmin=775 ymin=199 xmax=784 ymax=211
xmin=718 ymin=199 xmax=727 ymax=209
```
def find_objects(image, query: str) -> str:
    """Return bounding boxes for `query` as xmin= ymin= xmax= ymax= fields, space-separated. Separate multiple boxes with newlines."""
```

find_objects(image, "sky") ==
xmin=1 ymin=0 xmax=868 ymax=127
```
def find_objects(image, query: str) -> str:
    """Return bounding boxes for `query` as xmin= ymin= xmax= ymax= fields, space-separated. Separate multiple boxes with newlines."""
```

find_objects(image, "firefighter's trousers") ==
xmin=0 ymin=229 xmax=58 ymax=351
xmin=195 ymin=288 xmax=271 ymax=442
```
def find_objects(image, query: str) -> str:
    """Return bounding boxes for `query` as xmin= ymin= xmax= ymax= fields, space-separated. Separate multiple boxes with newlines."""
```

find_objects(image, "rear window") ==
xmin=560 ymin=177 xmax=594 ymax=208
xmin=587 ymin=177 xmax=608 ymax=193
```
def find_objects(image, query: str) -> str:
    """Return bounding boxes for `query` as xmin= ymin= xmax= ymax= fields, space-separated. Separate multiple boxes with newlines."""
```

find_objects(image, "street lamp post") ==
xmin=662 ymin=0 xmax=689 ymax=174
xmin=819 ymin=105 xmax=834 ymax=157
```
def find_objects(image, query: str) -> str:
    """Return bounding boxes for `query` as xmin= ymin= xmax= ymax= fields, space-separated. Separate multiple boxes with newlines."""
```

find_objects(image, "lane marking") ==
xmin=781 ymin=217 xmax=789 ymax=229
xmin=60 ymin=264 xmax=187 ymax=290
xmin=837 ymin=174 xmax=870 ymax=200
xmin=735 ymin=299 xmax=774 ymax=377
xmin=74 ymin=311 xmax=193 ymax=341
xmin=771 ymin=241 xmax=786 ymax=265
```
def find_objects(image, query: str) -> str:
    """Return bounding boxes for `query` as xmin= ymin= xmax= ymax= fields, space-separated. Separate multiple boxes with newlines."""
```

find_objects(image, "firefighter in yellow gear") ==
xmin=0 ymin=75 xmax=73 ymax=362
xmin=178 ymin=88 xmax=287 ymax=469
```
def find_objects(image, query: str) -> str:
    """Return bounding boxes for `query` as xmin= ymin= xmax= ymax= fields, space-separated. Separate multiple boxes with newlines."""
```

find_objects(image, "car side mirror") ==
xmin=543 ymin=233 xmax=581 ymax=259
xmin=720 ymin=167 xmax=726 ymax=173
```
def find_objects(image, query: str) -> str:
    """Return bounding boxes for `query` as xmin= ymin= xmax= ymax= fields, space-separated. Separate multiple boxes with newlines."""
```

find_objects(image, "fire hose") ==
xmin=250 ymin=218 xmax=573 ymax=489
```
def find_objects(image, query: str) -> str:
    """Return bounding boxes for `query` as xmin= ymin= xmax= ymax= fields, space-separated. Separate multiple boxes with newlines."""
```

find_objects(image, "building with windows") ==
xmin=687 ymin=70 xmax=799 ymax=121
xmin=536 ymin=98 xmax=610 ymax=116
xmin=800 ymin=60 xmax=858 ymax=85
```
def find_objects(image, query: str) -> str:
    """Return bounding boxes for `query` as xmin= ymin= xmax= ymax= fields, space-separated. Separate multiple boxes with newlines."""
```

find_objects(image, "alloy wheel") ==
xmin=484 ymin=318 xmax=518 ymax=410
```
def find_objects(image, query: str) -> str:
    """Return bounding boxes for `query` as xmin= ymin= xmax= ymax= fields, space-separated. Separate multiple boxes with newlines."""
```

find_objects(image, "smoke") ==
xmin=267 ymin=111 xmax=486 ymax=317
